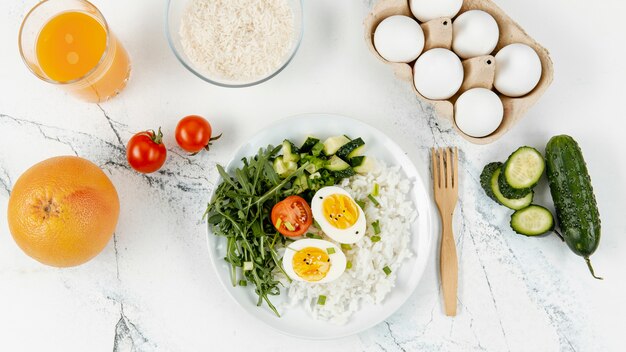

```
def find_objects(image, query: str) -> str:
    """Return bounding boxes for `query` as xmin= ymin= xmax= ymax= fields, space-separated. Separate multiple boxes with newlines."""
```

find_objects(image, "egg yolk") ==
xmin=322 ymin=194 xmax=359 ymax=229
xmin=292 ymin=247 xmax=331 ymax=282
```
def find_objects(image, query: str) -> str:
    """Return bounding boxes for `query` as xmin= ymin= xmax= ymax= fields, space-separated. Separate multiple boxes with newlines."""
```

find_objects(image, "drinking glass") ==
xmin=19 ymin=0 xmax=131 ymax=103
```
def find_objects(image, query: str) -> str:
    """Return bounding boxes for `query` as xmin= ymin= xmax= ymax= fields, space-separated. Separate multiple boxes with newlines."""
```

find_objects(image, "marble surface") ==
xmin=1 ymin=0 xmax=625 ymax=351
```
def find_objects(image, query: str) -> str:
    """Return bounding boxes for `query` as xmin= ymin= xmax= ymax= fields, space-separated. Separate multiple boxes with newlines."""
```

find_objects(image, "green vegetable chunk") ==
xmin=317 ymin=295 xmax=327 ymax=305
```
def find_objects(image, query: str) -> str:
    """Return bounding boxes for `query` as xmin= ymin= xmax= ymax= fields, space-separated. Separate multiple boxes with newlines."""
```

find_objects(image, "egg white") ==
xmin=282 ymin=239 xmax=347 ymax=283
xmin=311 ymin=186 xmax=366 ymax=244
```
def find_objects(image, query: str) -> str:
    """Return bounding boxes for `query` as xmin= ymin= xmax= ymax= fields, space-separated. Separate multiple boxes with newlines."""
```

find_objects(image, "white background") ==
xmin=1 ymin=0 xmax=625 ymax=351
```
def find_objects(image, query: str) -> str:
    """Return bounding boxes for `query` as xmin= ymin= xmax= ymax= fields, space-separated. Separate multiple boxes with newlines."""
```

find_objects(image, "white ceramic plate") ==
xmin=206 ymin=113 xmax=435 ymax=339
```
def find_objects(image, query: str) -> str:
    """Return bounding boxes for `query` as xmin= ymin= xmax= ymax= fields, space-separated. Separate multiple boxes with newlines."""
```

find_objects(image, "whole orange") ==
xmin=7 ymin=156 xmax=120 ymax=267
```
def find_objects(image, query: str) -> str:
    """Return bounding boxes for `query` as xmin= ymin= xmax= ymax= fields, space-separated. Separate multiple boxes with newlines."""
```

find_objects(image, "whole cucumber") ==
xmin=545 ymin=135 xmax=602 ymax=279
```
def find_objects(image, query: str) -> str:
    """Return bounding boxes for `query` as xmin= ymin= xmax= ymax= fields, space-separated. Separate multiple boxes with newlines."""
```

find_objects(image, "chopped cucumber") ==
xmin=325 ymin=155 xmax=351 ymax=171
xmin=311 ymin=142 xmax=324 ymax=156
xmin=491 ymin=167 xmax=533 ymax=210
xmin=300 ymin=137 xmax=320 ymax=153
xmin=293 ymin=173 xmax=309 ymax=193
xmin=322 ymin=136 xmax=350 ymax=155
xmin=503 ymin=146 xmax=545 ymax=189
xmin=349 ymin=156 xmax=366 ymax=167
xmin=273 ymin=156 xmax=297 ymax=178
xmin=336 ymin=138 xmax=365 ymax=160
xmin=510 ymin=205 xmax=554 ymax=236
xmin=354 ymin=156 xmax=376 ymax=174
xmin=333 ymin=168 xmax=356 ymax=179
xmin=348 ymin=145 xmax=365 ymax=158
xmin=282 ymin=140 xmax=300 ymax=163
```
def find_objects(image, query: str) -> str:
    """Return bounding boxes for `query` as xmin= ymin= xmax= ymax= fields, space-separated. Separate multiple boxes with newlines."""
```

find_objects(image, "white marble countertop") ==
xmin=1 ymin=0 xmax=625 ymax=351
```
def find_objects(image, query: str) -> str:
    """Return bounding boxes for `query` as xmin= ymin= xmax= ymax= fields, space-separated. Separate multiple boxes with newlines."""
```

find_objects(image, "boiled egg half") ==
xmin=311 ymin=186 xmax=366 ymax=244
xmin=282 ymin=239 xmax=347 ymax=283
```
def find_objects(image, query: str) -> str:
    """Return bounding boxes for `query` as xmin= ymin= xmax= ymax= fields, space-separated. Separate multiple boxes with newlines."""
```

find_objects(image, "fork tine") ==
xmin=439 ymin=148 xmax=445 ymax=188
xmin=446 ymin=148 xmax=452 ymax=189
xmin=453 ymin=147 xmax=458 ymax=188
xmin=431 ymin=148 xmax=439 ymax=189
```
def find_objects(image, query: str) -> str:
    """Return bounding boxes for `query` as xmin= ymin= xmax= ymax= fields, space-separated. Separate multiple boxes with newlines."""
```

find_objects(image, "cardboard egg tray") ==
xmin=364 ymin=0 xmax=554 ymax=144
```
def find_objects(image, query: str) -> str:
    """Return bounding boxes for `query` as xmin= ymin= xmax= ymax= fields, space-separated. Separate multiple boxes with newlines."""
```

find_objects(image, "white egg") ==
xmin=410 ymin=0 xmax=463 ymax=22
xmin=282 ymin=239 xmax=347 ymax=283
xmin=494 ymin=43 xmax=542 ymax=97
xmin=452 ymin=10 xmax=499 ymax=59
xmin=454 ymin=88 xmax=504 ymax=137
xmin=413 ymin=48 xmax=464 ymax=100
xmin=311 ymin=186 xmax=366 ymax=244
xmin=374 ymin=15 xmax=425 ymax=63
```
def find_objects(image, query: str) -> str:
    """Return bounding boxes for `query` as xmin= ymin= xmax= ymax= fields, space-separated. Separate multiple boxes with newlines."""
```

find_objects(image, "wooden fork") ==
xmin=431 ymin=147 xmax=459 ymax=317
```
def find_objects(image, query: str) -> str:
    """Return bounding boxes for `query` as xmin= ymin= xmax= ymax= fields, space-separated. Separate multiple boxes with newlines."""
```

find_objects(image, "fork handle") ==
xmin=440 ymin=212 xmax=458 ymax=316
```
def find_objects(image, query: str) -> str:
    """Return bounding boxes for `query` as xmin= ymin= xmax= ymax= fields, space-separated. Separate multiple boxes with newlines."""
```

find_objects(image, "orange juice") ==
xmin=34 ymin=10 xmax=130 ymax=102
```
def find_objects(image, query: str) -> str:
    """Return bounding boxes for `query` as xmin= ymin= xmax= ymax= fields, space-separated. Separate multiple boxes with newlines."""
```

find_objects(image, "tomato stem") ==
xmin=151 ymin=127 xmax=164 ymax=145
xmin=204 ymin=133 xmax=223 ymax=152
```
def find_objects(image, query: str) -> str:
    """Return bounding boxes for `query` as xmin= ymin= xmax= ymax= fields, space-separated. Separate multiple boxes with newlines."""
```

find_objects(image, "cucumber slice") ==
xmin=480 ymin=162 xmax=502 ymax=202
xmin=273 ymin=156 xmax=297 ymax=178
xmin=498 ymin=173 xmax=533 ymax=199
xmin=491 ymin=167 xmax=533 ymax=210
xmin=322 ymin=136 xmax=350 ymax=155
xmin=510 ymin=205 xmax=554 ymax=236
xmin=325 ymin=155 xmax=350 ymax=171
xmin=300 ymin=137 xmax=320 ymax=153
xmin=336 ymin=138 xmax=365 ymax=160
xmin=282 ymin=140 xmax=300 ymax=163
xmin=503 ymin=146 xmax=545 ymax=189
xmin=354 ymin=156 xmax=376 ymax=174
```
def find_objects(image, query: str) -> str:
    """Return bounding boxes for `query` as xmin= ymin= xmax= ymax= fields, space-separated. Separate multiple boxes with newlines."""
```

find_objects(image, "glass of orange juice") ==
xmin=19 ymin=0 xmax=131 ymax=103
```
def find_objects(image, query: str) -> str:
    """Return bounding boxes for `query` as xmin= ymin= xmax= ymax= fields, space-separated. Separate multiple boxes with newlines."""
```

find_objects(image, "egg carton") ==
xmin=364 ymin=0 xmax=554 ymax=144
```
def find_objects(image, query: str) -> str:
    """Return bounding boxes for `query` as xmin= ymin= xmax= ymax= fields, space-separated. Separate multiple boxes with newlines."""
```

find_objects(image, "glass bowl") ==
xmin=166 ymin=0 xmax=303 ymax=88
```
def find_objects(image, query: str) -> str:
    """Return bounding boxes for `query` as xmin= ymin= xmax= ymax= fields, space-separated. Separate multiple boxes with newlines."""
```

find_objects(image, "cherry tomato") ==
xmin=126 ymin=127 xmax=167 ymax=173
xmin=175 ymin=115 xmax=221 ymax=154
xmin=271 ymin=196 xmax=313 ymax=237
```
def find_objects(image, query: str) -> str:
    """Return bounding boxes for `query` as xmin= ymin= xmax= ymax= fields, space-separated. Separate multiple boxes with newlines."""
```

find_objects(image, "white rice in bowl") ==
xmin=278 ymin=161 xmax=417 ymax=325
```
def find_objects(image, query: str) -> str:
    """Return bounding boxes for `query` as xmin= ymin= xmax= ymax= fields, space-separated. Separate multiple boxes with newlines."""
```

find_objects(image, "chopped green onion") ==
xmin=341 ymin=244 xmax=352 ymax=250
xmin=313 ymin=219 xmax=322 ymax=229
xmin=356 ymin=200 xmax=366 ymax=209
xmin=372 ymin=183 xmax=380 ymax=197
xmin=306 ymin=233 xmax=322 ymax=239
xmin=274 ymin=218 xmax=282 ymax=229
xmin=371 ymin=235 xmax=381 ymax=243
xmin=284 ymin=221 xmax=295 ymax=231
xmin=368 ymin=194 xmax=380 ymax=207
xmin=243 ymin=261 xmax=253 ymax=271
xmin=317 ymin=295 xmax=327 ymax=305
xmin=239 ymin=280 xmax=247 ymax=286
xmin=383 ymin=266 xmax=392 ymax=276
xmin=346 ymin=261 xmax=353 ymax=269
xmin=326 ymin=247 xmax=336 ymax=254
xmin=372 ymin=220 xmax=381 ymax=235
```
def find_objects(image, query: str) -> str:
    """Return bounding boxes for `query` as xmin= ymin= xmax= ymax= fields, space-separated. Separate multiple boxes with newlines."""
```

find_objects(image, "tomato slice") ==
xmin=271 ymin=195 xmax=313 ymax=237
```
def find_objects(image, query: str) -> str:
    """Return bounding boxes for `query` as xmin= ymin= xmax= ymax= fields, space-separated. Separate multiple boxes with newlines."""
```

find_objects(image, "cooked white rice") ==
xmin=280 ymin=162 xmax=417 ymax=325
